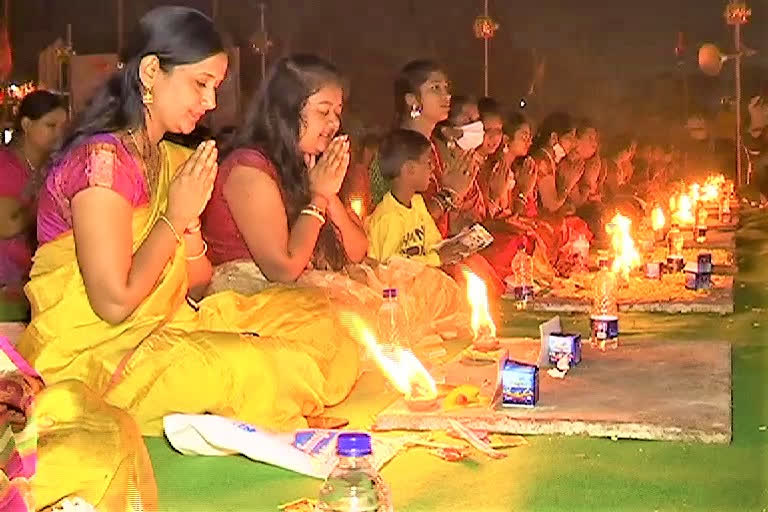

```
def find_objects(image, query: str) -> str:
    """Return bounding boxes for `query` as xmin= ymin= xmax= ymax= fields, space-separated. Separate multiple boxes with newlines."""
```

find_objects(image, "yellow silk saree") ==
xmin=16 ymin=139 xmax=360 ymax=510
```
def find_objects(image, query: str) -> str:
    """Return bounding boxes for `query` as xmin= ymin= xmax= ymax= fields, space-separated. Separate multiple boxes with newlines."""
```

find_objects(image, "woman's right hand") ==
xmin=488 ymin=158 xmax=515 ymax=201
xmin=440 ymin=149 xmax=481 ymax=198
xmin=166 ymin=140 xmax=218 ymax=229
xmin=308 ymin=135 xmax=350 ymax=201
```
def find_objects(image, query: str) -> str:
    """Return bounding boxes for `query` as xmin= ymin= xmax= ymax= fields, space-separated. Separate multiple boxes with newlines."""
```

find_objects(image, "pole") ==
xmin=734 ymin=22 xmax=743 ymax=186
xmin=116 ymin=0 xmax=124 ymax=56
xmin=483 ymin=0 xmax=489 ymax=96
xmin=259 ymin=3 xmax=267 ymax=81
xmin=211 ymin=0 xmax=219 ymax=21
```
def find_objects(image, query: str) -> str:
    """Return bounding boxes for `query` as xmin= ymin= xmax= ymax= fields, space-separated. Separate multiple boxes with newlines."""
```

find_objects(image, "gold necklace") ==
xmin=127 ymin=129 xmax=161 ymax=196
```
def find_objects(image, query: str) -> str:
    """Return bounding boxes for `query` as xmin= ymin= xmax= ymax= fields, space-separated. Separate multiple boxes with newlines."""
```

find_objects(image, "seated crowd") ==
xmin=0 ymin=10 xmax=763 ymax=508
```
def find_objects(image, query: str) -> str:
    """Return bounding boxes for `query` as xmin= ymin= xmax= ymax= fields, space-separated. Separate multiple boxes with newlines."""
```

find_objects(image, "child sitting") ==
xmin=366 ymin=129 xmax=504 ymax=296
xmin=366 ymin=129 xmax=458 ymax=265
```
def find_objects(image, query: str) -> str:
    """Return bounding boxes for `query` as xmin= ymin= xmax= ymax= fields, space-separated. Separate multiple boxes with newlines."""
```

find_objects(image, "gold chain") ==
xmin=127 ymin=128 xmax=161 ymax=197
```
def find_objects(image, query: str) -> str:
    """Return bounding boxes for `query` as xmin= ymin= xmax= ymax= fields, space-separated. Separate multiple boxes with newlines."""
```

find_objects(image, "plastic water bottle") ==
xmin=590 ymin=268 xmax=619 ymax=350
xmin=376 ymin=288 xmax=410 ymax=350
xmin=509 ymin=250 xmax=534 ymax=309
xmin=316 ymin=433 xmax=393 ymax=512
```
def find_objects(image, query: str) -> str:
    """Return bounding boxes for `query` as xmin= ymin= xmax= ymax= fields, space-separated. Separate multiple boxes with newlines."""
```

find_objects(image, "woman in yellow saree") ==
xmin=13 ymin=7 xmax=358 ymax=510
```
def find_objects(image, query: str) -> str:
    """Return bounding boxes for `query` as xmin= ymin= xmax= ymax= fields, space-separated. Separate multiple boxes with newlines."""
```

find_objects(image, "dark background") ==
xmin=8 ymin=0 xmax=768 ymax=134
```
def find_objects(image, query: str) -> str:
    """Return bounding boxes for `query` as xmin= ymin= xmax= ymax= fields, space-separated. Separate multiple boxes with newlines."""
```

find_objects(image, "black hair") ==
xmin=478 ymin=96 xmax=501 ymax=121
xmin=531 ymin=111 xmax=574 ymax=152
xmin=575 ymin=117 xmax=598 ymax=138
xmin=231 ymin=54 xmax=348 ymax=270
xmin=447 ymin=94 xmax=478 ymax=125
xmin=504 ymin=111 xmax=529 ymax=137
xmin=14 ymin=90 xmax=66 ymax=132
xmin=603 ymin=133 xmax=636 ymax=160
xmin=60 ymin=6 xmax=223 ymax=153
xmin=378 ymin=129 xmax=431 ymax=181
xmin=393 ymin=59 xmax=442 ymax=126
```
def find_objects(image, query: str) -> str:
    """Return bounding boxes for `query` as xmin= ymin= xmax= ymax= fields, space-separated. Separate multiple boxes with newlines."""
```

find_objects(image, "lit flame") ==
xmin=696 ymin=207 xmax=709 ymax=226
xmin=340 ymin=313 xmax=437 ymax=400
xmin=606 ymin=213 xmax=641 ymax=281
xmin=689 ymin=183 xmax=701 ymax=205
xmin=651 ymin=206 xmax=666 ymax=232
xmin=350 ymin=197 xmax=364 ymax=218
xmin=673 ymin=193 xmax=695 ymax=226
xmin=464 ymin=269 xmax=496 ymax=340
xmin=701 ymin=175 xmax=725 ymax=203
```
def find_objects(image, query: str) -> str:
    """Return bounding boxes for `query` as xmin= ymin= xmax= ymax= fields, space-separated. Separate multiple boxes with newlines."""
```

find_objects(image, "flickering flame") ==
xmin=696 ymin=207 xmax=709 ymax=226
xmin=701 ymin=175 xmax=725 ymax=203
xmin=350 ymin=197 xmax=364 ymax=218
xmin=340 ymin=313 xmax=437 ymax=400
xmin=651 ymin=206 xmax=666 ymax=232
xmin=689 ymin=183 xmax=701 ymax=205
xmin=673 ymin=193 xmax=695 ymax=226
xmin=606 ymin=213 xmax=641 ymax=281
xmin=464 ymin=269 xmax=496 ymax=340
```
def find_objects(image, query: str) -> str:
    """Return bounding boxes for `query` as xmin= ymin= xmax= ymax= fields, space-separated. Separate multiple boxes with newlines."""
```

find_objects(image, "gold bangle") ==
xmin=185 ymin=240 xmax=208 ymax=261
xmin=158 ymin=215 xmax=182 ymax=244
xmin=185 ymin=219 xmax=202 ymax=234
xmin=300 ymin=208 xmax=326 ymax=224
xmin=305 ymin=203 xmax=326 ymax=215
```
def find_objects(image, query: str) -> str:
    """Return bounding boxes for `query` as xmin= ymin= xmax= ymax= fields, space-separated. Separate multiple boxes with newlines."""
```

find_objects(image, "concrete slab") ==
xmin=374 ymin=338 xmax=731 ymax=444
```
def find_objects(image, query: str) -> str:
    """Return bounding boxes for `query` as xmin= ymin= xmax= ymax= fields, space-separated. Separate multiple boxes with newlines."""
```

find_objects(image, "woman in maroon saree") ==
xmin=528 ymin=112 xmax=593 ymax=276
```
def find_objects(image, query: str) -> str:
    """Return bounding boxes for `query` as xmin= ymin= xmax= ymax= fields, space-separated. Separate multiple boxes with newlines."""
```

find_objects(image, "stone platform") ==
xmin=374 ymin=338 xmax=731 ymax=444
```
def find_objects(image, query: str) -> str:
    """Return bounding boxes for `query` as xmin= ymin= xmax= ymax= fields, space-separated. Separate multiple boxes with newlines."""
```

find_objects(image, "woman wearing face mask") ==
xmin=0 ymin=91 xmax=66 ymax=293
xmin=16 ymin=9 xmax=359 ymax=478
xmin=529 ymin=112 xmax=593 ymax=276
xmin=369 ymin=60 xmax=478 ymax=235
xmin=531 ymin=111 xmax=583 ymax=215
xmin=434 ymin=95 xmax=499 ymax=232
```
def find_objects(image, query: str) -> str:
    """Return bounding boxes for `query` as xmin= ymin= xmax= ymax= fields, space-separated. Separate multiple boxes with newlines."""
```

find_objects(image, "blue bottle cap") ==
xmin=382 ymin=288 xmax=398 ymax=299
xmin=336 ymin=432 xmax=373 ymax=457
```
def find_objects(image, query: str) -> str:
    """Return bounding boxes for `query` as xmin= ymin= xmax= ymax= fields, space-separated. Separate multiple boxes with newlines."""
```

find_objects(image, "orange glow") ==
xmin=701 ymin=175 xmax=725 ymax=203
xmin=341 ymin=313 xmax=437 ymax=400
xmin=350 ymin=197 xmax=364 ymax=218
xmin=464 ymin=269 xmax=496 ymax=340
xmin=673 ymin=193 xmax=695 ymax=226
xmin=651 ymin=207 xmax=666 ymax=232
xmin=689 ymin=183 xmax=701 ymax=205
xmin=696 ymin=207 xmax=709 ymax=226
xmin=606 ymin=213 xmax=641 ymax=281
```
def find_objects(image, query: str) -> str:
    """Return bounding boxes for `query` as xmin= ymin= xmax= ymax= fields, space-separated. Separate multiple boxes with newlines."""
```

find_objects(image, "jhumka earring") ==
xmin=142 ymin=88 xmax=154 ymax=106
xmin=409 ymin=103 xmax=422 ymax=119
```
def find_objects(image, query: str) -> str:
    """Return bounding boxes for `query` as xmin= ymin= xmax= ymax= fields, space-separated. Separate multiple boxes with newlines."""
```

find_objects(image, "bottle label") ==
xmin=590 ymin=316 xmax=619 ymax=341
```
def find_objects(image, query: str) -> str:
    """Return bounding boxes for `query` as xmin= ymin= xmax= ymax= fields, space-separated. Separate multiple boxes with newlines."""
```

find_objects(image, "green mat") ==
xmin=144 ymin=212 xmax=766 ymax=511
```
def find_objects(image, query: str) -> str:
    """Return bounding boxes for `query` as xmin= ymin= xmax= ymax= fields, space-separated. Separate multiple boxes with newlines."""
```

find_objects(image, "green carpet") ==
xmin=144 ymin=212 xmax=766 ymax=511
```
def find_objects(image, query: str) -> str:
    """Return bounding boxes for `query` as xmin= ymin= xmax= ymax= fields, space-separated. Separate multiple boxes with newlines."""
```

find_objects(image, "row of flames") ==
xmin=668 ymin=175 xmax=727 ymax=227
xmin=609 ymin=174 xmax=728 ymax=280
xmin=341 ymin=269 xmax=497 ymax=401
xmin=348 ymin=176 xmax=731 ymax=401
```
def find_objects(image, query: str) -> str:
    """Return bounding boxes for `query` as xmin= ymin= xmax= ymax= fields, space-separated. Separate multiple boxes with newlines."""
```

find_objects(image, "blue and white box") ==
xmin=501 ymin=359 xmax=539 ymax=408
xmin=547 ymin=332 xmax=582 ymax=366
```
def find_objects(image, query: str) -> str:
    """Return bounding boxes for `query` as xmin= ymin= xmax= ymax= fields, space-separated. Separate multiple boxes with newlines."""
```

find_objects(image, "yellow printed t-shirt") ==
xmin=365 ymin=192 xmax=442 ymax=266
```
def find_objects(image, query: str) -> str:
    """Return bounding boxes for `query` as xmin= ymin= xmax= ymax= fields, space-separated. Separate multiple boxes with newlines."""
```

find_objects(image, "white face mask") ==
xmin=455 ymin=120 xmax=485 ymax=151
xmin=552 ymin=142 xmax=567 ymax=162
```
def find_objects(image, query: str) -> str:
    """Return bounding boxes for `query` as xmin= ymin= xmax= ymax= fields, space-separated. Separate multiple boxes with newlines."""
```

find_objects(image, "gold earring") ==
xmin=142 ymin=88 xmax=154 ymax=106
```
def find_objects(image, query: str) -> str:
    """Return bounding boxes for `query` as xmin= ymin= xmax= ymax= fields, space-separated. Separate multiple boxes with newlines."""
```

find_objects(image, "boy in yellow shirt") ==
xmin=366 ymin=130 xmax=458 ymax=266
